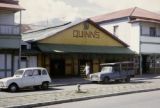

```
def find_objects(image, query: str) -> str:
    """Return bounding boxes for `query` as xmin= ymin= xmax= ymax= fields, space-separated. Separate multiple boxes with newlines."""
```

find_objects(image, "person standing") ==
xmin=84 ymin=63 xmax=90 ymax=78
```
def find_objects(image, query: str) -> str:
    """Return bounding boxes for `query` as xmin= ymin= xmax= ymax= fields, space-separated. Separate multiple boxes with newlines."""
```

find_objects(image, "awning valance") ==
xmin=37 ymin=43 xmax=135 ymax=54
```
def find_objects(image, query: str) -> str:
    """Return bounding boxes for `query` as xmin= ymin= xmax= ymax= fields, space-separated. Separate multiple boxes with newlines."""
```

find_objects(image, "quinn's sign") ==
xmin=73 ymin=30 xmax=100 ymax=39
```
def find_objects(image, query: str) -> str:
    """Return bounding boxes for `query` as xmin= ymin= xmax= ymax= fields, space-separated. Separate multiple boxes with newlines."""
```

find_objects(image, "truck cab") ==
xmin=89 ymin=61 xmax=135 ymax=83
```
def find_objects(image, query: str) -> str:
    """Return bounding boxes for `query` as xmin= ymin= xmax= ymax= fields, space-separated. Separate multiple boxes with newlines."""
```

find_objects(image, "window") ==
xmin=33 ymin=69 xmax=41 ymax=76
xmin=21 ymin=45 xmax=27 ymax=50
xmin=24 ymin=70 xmax=33 ymax=77
xmin=42 ymin=70 xmax=47 ymax=75
xmin=113 ymin=25 xmax=119 ymax=36
xmin=150 ymin=27 xmax=156 ymax=36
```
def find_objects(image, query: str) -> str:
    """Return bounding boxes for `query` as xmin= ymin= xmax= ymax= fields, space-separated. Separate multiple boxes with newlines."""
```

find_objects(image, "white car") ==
xmin=0 ymin=67 xmax=51 ymax=92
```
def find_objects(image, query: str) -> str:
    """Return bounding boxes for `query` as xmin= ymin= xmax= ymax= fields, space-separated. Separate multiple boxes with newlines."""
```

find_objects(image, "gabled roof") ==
xmin=91 ymin=7 xmax=160 ymax=23
xmin=22 ymin=19 xmax=128 ymax=47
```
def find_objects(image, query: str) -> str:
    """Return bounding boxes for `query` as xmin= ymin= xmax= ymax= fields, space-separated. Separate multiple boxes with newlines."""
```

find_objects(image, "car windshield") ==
xmin=101 ymin=66 xmax=112 ymax=73
xmin=14 ymin=70 xmax=24 ymax=76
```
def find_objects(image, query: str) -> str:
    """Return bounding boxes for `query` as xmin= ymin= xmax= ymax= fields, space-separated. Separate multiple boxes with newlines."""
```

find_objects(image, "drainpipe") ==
xmin=139 ymin=54 xmax=142 ymax=75
xmin=139 ymin=24 xmax=142 ymax=76
xmin=18 ymin=10 xmax=22 ymax=69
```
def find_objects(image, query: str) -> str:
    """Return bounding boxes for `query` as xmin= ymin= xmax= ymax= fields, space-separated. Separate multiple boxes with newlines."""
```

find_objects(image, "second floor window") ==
xmin=113 ymin=25 xmax=119 ymax=36
xmin=150 ymin=27 xmax=156 ymax=36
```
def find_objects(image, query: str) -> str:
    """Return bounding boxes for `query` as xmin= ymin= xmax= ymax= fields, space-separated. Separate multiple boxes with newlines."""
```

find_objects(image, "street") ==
xmin=0 ymin=75 xmax=160 ymax=107
xmin=37 ymin=90 xmax=160 ymax=108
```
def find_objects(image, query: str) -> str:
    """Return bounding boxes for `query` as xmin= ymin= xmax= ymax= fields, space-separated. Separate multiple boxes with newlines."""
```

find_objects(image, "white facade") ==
xmin=100 ymin=18 xmax=140 ymax=54
xmin=140 ymin=22 xmax=160 ymax=54
xmin=98 ymin=17 xmax=160 ymax=74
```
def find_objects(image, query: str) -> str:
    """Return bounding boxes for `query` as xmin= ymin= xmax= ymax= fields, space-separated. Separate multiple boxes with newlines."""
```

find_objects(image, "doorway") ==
xmin=78 ymin=59 xmax=92 ymax=77
xmin=50 ymin=59 xmax=65 ymax=78
xmin=142 ymin=55 xmax=149 ymax=74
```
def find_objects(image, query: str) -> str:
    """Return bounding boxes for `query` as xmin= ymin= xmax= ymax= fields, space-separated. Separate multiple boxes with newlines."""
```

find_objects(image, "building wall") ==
xmin=140 ymin=22 xmax=160 ymax=54
xmin=0 ymin=54 xmax=12 ymax=78
xmin=100 ymin=19 xmax=140 ymax=54
xmin=13 ymin=56 xmax=37 ymax=73
xmin=0 ymin=12 xmax=14 ymax=25
xmin=39 ymin=22 xmax=123 ymax=47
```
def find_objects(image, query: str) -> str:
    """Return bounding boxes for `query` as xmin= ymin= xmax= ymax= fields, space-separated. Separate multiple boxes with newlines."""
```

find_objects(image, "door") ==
xmin=32 ymin=69 xmax=42 ymax=85
xmin=142 ymin=55 xmax=149 ymax=74
xmin=22 ymin=70 xmax=35 ymax=87
xmin=50 ymin=59 xmax=65 ymax=78
xmin=111 ymin=65 xmax=120 ymax=80
xmin=78 ymin=59 xmax=92 ymax=77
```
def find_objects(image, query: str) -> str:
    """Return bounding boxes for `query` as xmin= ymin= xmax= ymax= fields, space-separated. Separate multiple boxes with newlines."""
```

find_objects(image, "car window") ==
xmin=33 ymin=69 xmax=41 ymax=76
xmin=24 ymin=70 xmax=33 ymax=77
xmin=42 ymin=70 xmax=47 ymax=75
xmin=14 ymin=70 xmax=24 ymax=76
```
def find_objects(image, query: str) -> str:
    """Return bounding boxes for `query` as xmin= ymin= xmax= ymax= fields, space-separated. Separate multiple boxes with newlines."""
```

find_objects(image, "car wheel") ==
xmin=41 ymin=82 xmax=49 ymax=90
xmin=125 ymin=76 xmax=130 ymax=83
xmin=8 ymin=84 xmax=18 ymax=92
xmin=103 ymin=77 xmax=110 ymax=84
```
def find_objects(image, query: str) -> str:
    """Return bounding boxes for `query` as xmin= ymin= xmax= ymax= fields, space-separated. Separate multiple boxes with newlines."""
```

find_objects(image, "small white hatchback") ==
xmin=0 ymin=67 xmax=51 ymax=92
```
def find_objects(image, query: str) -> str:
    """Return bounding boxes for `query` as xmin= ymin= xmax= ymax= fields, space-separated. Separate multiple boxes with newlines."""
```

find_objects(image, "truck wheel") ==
xmin=125 ymin=76 xmax=130 ymax=83
xmin=103 ymin=77 xmax=110 ymax=84
xmin=8 ymin=84 xmax=18 ymax=92
xmin=41 ymin=82 xmax=49 ymax=90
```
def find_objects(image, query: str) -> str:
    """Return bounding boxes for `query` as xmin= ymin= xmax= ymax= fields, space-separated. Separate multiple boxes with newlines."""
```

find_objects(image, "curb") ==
xmin=8 ymin=88 xmax=160 ymax=108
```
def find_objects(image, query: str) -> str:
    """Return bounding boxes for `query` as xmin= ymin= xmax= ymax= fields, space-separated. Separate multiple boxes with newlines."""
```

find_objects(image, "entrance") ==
xmin=142 ymin=55 xmax=149 ymax=74
xmin=78 ymin=59 xmax=92 ymax=78
xmin=50 ymin=59 xmax=65 ymax=78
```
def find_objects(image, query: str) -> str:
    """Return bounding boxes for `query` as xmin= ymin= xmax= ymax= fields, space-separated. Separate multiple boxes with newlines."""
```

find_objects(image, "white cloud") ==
xmin=18 ymin=0 xmax=82 ymax=23
xmin=88 ymin=0 xmax=160 ymax=13
xmin=16 ymin=0 xmax=160 ymax=24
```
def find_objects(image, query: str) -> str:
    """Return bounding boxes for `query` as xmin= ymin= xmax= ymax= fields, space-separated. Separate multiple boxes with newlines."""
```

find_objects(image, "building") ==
xmin=0 ymin=0 xmax=24 ymax=78
xmin=22 ymin=19 xmax=135 ymax=78
xmin=91 ymin=7 xmax=160 ymax=74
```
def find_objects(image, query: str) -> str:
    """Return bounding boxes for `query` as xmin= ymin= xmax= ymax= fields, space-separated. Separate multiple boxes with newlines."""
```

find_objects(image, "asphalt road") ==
xmin=36 ymin=90 xmax=160 ymax=108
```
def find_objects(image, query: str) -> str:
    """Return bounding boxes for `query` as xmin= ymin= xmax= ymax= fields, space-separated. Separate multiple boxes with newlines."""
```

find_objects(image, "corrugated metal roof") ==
xmin=91 ymin=7 xmax=160 ymax=23
xmin=0 ymin=2 xmax=24 ymax=11
xmin=37 ymin=43 xmax=135 ymax=54
xmin=22 ymin=19 xmax=87 ymax=42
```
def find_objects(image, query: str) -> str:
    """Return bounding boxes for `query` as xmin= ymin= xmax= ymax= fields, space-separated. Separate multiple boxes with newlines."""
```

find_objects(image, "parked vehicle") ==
xmin=0 ymin=67 xmax=51 ymax=92
xmin=89 ymin=61 xmax=135 ymax=83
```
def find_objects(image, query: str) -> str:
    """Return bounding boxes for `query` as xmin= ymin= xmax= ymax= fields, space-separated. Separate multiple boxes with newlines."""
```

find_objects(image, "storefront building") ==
xmin=0 ymin=1 xmax=24 ymax=78
xmin=22 ymin=19 xmax=135 ymax=78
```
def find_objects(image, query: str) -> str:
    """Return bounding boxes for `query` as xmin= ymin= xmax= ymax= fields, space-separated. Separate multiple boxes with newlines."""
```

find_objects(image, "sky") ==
xmin=17 ymin=0 xmax=160 ymax=24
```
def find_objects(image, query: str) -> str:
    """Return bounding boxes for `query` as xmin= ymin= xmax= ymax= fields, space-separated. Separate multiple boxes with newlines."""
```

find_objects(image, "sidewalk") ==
xmin=1 ymin=75 xmax=160 ymax=108
xmin=51 ymin=77 xmax=90 ymax=86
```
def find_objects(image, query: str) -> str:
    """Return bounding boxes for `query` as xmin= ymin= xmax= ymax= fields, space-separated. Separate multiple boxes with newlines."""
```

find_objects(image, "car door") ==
xmin=22 ymin=69 xmax=35 ymax=87
xmin=32 ymin=69 xmax=42 ymax=85
xmin=111 ymin=66 xmax=120 ymax=80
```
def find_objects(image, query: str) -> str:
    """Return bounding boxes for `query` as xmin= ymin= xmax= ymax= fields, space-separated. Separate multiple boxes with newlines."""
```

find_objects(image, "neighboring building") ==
xmin=22 ymin=19 xmax=135 ymax=78
xmin=0 ymin=0 xmax=23 ymax=78
xmin=91 ymin=7 xmax=160 ymax=74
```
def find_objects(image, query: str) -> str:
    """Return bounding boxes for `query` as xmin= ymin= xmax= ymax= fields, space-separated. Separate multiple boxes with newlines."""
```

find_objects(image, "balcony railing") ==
xmin=0 ymin=24 xmax=20 ymax=35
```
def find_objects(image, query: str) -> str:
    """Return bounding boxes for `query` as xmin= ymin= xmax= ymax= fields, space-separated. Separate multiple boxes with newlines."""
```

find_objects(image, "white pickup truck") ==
xmin=0 ymin=67 xmax=51 ymax=92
